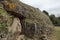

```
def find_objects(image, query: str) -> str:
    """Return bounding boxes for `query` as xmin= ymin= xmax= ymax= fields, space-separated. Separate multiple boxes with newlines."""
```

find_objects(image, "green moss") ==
xmin=0 ymin=8 xmax=13 ymax=31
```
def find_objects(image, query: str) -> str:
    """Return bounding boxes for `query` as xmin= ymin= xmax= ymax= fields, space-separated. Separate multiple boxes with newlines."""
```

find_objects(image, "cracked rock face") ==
xmin=0 ymin=0 xmax=54 ymax=40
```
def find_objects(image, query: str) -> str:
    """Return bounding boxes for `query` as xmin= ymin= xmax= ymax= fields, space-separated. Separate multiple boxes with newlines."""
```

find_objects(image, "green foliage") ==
xmin=43 ymin=10 xmax=49 ymax=16
xmin=42 ymin=10 xmax=60 ymax=26
xmin=49 ymin=15 xmax=60 ymax=26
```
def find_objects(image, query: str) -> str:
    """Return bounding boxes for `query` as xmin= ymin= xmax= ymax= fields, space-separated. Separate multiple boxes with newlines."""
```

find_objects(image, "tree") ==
xmin=49 ymin=14 xmax=60 ymax=26
xmin=43 ymin=10 xmax=49 ymax=16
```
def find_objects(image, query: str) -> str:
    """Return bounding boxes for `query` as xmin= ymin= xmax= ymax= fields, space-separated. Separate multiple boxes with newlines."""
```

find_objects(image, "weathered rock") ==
xmin=0 ymin=0 xmax=54 ymax=40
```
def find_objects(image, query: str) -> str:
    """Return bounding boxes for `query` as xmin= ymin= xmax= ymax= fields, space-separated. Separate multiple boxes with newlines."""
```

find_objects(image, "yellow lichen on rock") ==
xmin=8 ymin=3 xmax=15 ymax=9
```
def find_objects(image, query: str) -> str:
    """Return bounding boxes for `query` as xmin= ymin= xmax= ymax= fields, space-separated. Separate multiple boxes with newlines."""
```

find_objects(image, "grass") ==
xmin=47 ymin=26 xmax=60 ymax=40
xmin=55 ymin=26 xmax=60 ymax=40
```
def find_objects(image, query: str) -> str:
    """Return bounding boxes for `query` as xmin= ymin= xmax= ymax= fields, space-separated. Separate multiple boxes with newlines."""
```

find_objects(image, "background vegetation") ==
xmin=43 ymin=10 xmax=60 ymax=26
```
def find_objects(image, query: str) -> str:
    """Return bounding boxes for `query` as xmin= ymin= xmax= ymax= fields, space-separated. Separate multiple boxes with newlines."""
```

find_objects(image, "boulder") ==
xmin=0 ymin=0 xmax=54 ymax=40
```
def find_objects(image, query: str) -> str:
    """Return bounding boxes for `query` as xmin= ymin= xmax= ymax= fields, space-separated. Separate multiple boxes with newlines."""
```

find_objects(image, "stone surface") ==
xmin=0 ymin=0 xmax=54 ymax=40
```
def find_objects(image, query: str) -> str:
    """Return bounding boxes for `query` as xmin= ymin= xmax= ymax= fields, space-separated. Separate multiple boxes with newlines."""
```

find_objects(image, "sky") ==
xmin=20 ymin=0 xmax=60 ymax=17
